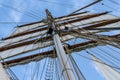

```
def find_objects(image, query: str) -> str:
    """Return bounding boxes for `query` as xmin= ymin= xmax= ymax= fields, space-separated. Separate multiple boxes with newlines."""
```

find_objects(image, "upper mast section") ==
xmin=45 ymin=9 xmax=76 ymax=80
xmin=45 ymin=9 xmax=57 ymax=34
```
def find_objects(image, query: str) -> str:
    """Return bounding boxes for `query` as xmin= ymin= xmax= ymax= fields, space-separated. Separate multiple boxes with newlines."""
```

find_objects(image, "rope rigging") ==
xmin=69 ymin=54 xmax=86 ymax=80
xmin=75 ymin=50 xmax=120 ymax=70
xmin=100 ymin=2 xmax=120 ymax=15
xmin=70 ymin=0 xmax=102 ymax=14
xmin=1 ymin=0 xmax=120 ymax=79
xmin=37 ymin=0 xmax=74 ymax=7
xmin=108 ymin=0 xmax=120 ymax=6
xmin=45 ymin=57 xmax=54 ymax=80
xmin=89 ymin=48 xmax=120 ymax=68
xmin=0 ymin=3 xmax=41 ymax=20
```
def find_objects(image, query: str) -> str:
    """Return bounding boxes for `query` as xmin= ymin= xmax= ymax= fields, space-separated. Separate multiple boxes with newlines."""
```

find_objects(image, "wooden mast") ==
xmin=46 ymin=9 xmax=76 ymax=80
xmin=0 ymin=1 xmax=120 ymax=79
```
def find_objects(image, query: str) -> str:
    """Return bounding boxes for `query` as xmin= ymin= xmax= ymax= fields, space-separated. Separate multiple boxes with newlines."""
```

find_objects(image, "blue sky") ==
xmin=0 ymin=0 xmax=120 ymax=80
xmin=0 ymin=0 xmax=120 ymax=37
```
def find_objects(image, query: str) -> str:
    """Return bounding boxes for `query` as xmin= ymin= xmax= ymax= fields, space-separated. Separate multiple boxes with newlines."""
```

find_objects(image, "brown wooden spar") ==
xmin=1 ymin=1 xmax=120 ymax=79
xmin=2 ymin=50 xmax=54 ymax=67
xmin=56 ymin=11 xmax=88 ymax=19
xmin=83 ymin=18 xmax=120 ymax=29
xmin=2 ymin=12 xmax=108 ymax=40
xmin=2 ymin=34 xmax=120 ymax=69
xmin=0 ymin=32 xmax=72 ymax=52
xmin=2 ymin=11 xmax=88 ymax=40
xmin=3 ymin=33 xmax=120 ymax=67
xmin=2 ymin=40 xmax=98 ymax=67
xmin=0 ymin=29 xmax=119 ymax=52
xmin=112 ymin=34 xmax=120 ymax=38
xmin=59 ymin=12 xmax=108 ymax=25
xmin=18 ymin=11 xmax=88 ymax=28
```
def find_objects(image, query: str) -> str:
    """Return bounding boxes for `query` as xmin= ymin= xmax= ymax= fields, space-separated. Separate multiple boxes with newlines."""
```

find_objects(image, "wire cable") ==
xmin=0 ymin=3 xmax=40 ymax=20
xmin=69 ymin=0 xmax=102 ymax=15
xmin=89 ymin=48 xmax=120 ymax=68
xmin=101 ymin=3 xmax=120 ymax=14
xmin=75 ymin=51 xmax=120 ymax=70
xmin=109 ymin=0 xmax=120 ymax=5
xmin=37 ymin=0 xmax=74 ymax=7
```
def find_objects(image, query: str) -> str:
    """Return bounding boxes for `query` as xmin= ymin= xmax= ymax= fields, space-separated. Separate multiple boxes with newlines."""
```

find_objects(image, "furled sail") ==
xmin=91 ymin=55 xmax=120 ymax=80
xmin=0 ymin=11 xmax=120 ymax=60
xmin=1 ymin=0 xmax=120 ymax=79
xmin=0 ymin=35 xmax=75 ymax=59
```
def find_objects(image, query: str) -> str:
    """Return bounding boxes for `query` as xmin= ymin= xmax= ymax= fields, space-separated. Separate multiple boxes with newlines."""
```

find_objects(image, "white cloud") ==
xmin=91 ymin=61 xmax=106 ymax=79
xmin=9 ymin=0 xmax=41 ymax=22
xmin=10 ymin=11 xmax=22 ymax=22
xmin=9 ymin=0 xmax=23 ymax=22
xmin=9 ymin=0 xmax=33 ymax=22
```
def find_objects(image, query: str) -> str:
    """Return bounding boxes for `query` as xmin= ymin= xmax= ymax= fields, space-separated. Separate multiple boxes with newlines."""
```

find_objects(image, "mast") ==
xmin=46 ymin=9 xmax=76 ymax=80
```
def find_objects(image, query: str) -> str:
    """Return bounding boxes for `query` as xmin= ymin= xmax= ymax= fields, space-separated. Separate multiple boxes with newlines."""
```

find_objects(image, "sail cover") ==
xmin=91 ymin=55 xmax=120 ymax=80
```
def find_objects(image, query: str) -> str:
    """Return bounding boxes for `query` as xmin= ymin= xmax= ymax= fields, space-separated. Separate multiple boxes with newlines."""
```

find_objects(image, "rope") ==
xmin=69 ymin=54 xmax=86 ymax=80
xmin=45 ymin=57 xmax=54 ymax=80
xmin=97 ymin=47 xmax=120 ymax=62
xmin=85 ymin=49 xmax=120 ymax=73
xmin=69 ymin=0 xmax=102 ymax=15
xmin=89 ymin=48 xmax=119 ymax=68
xmin=75 ymin=51 xmax=120 ymax=70
xmin=0 ymin=3 xmax=40 ymax=20
xmin=108 ymin=0 xmax=120 ymax=7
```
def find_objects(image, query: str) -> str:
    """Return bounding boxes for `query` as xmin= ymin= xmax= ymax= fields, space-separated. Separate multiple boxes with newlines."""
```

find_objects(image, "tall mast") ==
xmin=46 ymin=9 xmax=76 ymax=80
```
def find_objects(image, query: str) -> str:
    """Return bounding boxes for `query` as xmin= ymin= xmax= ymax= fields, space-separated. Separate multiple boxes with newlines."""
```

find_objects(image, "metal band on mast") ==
xmin=46 ymin=9 xmax=76 ymax=80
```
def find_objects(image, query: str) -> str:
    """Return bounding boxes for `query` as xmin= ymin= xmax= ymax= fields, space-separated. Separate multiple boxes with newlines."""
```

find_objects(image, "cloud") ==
xmin=9 ymin=0 xmax=35 ymax=22
xmin=9 ymin=0 xmax=24 ymax=22
xmin=10 ymin=11 xmax=22 ymax=22
xmin=91 ymin=61 xmax=106 ymax=79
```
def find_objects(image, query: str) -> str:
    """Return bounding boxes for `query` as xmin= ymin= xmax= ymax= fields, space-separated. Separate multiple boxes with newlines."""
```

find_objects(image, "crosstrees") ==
xmin=2 ymin=12 xmax=108 ymax=40
xmin=0 ymin=4 xmax=120 ymax=79
xmin=2 ymin=40 xmax=98 ymax=67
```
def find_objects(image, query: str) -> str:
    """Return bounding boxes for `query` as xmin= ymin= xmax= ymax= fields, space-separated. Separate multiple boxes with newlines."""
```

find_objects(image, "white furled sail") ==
xmin=0 ymin=11 xmax=120 ymax=59
xmin=91 ymin=55 xmax=120 ymax=80
xmin=1 ymin=12 xmax=119 ymax=47
xmin=1 ymin=0 xmax=120 ymax=79
xmin=0 ymin=35 xmax=75 ymax=59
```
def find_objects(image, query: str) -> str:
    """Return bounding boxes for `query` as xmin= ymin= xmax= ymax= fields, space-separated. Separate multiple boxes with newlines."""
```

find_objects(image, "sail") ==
xmin=0 ymin=12 xmax=119 ymax=48
xmin=0 ymin=12 xmax=90 ymax=47
xmin=2 ymin=40 xmax=98 ymax=67
xmin=1 ymin=0 xmax=120 ymax=79
xmin=91 ymin=55 xmax=120 ymax=80
xmin=0 ymin=11 xmax=120 ymax=59
xmin=8 ymin=11 xmax=89 ymax=37
xmin=0 ymin=35 xmax=75 ymax=59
